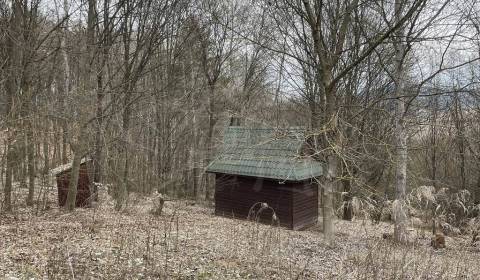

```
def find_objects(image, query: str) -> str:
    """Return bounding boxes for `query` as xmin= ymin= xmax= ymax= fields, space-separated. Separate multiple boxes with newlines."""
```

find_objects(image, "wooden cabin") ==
xmin=51 ymin=158 xmax=93 ymax=207
xmin=206 ymin=127 xmax=323 ymax=230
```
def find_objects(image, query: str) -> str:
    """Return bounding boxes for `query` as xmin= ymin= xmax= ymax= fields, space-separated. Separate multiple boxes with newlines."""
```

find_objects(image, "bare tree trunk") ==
xmin=26 ymin=123 xmax=35 ymax=206
xmin=341 ymin=167 xmax=353 ymax=221
xmin=4 ymin=142 xmax=14 ymax=212
xmin=475 ymin=172 xmax=480 ymax=205
xmin=91 ymin=0 xmax=104 ymax=201
xmin=205 ymin=84 xmax=216 ymax=200
xmin=393 ymin=0 xmax=408 ymax=243
xmin=453 ymin=94 xmax=466 ymax=190
xmin=60 ymin=0 xmax=70 ymax=166
xmin=430 ymin=96 xmax=438 ymax=188
xmin=116 ymin=73 xmax=133 ymax=209
xmin=93 ymin=83 xmax=103 ymax=200
xmin=52 ymin=120 xmax=60 ymax=165
xmin=0 ymin=144 xmax=5 ymax=197
xmin=191 ymin=100 xmax=199 ymax=200
xmin=322 ymin=80 xmax=338 ymax=241
xmin=65 ymin=146 xmax=82 ymax=211
xmin=184 ymin=57 xmax=199 ymax=199
xmin=3 ymin=0 xmax=22 ymax=212
xmin=43 ymin=127 xmax=50 ymax=175
xmin=323 ymin=155 xmax=337 ymax=240
xmin=116 ymin=115 xmax=130 ymax=210
xmin=61 ymin=127 xmax=68 ymax=164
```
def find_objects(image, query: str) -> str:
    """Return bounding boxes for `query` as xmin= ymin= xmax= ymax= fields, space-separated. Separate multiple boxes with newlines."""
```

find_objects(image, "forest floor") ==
xmin=1 ymin=187 xmax=480 ymax=279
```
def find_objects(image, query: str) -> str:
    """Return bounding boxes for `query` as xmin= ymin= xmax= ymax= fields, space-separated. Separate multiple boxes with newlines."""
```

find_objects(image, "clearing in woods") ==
xmin=0 ymin=189 xmax=479 ymax=279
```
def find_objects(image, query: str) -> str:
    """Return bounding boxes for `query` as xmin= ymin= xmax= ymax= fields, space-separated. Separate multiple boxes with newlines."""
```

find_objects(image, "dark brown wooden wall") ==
xmin=214 ymin=174 xmax=318 ymax=229
xmin=56 ymin=163 xmax=92 ymax=207
xmin=292 ymin=182 xmax=318 ymax=230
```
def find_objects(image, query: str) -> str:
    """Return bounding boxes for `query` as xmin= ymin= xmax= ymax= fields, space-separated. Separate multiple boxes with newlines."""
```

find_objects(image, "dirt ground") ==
xmin=1 ymin=187 xmax=479 ymax=279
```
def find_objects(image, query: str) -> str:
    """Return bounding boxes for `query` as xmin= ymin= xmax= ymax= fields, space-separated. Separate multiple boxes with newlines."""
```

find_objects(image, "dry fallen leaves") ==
xmin=1 ymin=188 xmax=479 ymax=279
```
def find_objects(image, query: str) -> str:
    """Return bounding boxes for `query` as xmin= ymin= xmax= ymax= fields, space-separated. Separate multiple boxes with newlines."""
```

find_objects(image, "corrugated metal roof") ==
xmin=206 ymin=127 xmax=323 ymax=181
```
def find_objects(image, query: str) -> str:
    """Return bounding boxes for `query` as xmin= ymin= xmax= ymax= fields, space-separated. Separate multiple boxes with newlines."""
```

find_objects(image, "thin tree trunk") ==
xmin=475 ymin=172 xmax=480 ymax=205
xmin=93 ymin=68 xmax=104 ymax=201
xmin=60 ymin=0 xmax=70 ymax=166
xmin=3 ymin=0 xmax=22 ymax=212
xmin=116 ymin=86 xmax=132 ymax=210
xmin=116 ymin=122 xmax=130 ymax=210
xmin=52 ymin=120 xmax=59 ymax=165
xmin=4 ymin=142 xmax=14 ymax=212
xmin=342 ymin=172 xmax=353 ymax=221
xmin=65 ymin=147 xmax=82 ymax=211
xmin=205 ymin=83 xmax=216 ymax=201
xmin=93 ymin=0 xmax=107 ymax=201
xmin=430 ymin=97 xmax=437 ymax=188
xmin=453 ymin=95 xmax=466 ymax=190
xmin=26 ymin=122 xmax=35 ymax=206
xmin=62 ymin=127 xmax=68 ymax=164
xmin=191 ymin=95 xmax=199 ymax=200
xmin=43 ymin=128 xmax=50 ymax=175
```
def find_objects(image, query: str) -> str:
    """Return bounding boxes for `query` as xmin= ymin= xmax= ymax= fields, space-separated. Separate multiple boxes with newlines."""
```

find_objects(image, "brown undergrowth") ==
xmin=1 ymin=188 xmax=479 ymax=279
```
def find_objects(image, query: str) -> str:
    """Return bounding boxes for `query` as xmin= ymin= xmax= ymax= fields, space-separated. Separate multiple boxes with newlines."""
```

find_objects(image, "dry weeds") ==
xmin=1 ymin=188 xmax=479 ymax=279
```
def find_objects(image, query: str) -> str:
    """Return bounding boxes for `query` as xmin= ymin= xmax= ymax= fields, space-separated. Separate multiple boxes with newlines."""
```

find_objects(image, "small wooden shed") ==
xmin=51 ymin=158 xmax=93 ymax=207
xmin=206 ymin=127 xmax=323 ymax=230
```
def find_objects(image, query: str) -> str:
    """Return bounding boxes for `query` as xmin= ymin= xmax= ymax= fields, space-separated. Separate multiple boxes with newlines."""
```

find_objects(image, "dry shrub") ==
xmin=348 ymin=195 xmax=392 ymax=223
xmin=150 ymin=193 xmax=165 ymax=216
xmin=346 ymin=240 xmax=473 ymax=279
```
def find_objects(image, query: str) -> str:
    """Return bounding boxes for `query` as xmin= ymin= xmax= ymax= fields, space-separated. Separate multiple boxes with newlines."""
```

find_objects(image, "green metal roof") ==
xmin=206 ymin=126 xmax=324 ymax=181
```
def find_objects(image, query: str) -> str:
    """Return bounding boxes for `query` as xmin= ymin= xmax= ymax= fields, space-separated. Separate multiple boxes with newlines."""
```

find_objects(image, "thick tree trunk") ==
xmin=393 ymin=111 xmax=408 ymax=243
xmin=393 ymin=0 xmax=408 ymax=243
xmin=322 ymin=72 xmax=338 ymax=242
xmin=309 ymin=72 xmax=337 ymax=241
xmin=323 ymin=155 xmax=337 ymax=240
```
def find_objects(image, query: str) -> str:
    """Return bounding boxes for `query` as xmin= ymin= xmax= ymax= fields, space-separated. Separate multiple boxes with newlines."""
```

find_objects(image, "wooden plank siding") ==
xmin=56 ymin=162 xmax=92 ymax=207
xmin=214 ymin=173 xmax=318 ymax=229
xmin=292 ymin=182 xmax=318 ymax=230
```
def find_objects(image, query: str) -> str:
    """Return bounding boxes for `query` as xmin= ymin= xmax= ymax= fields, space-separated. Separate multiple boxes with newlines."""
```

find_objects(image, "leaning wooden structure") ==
xmin=51 ymin=158 xmax=93 ymax=207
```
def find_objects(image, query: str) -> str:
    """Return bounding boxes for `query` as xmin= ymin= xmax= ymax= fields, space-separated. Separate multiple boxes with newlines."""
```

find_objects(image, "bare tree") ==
xmin=194 ymin=0 xmax=238 ymax=200
xmin=264 ymin=0 xmax=427 ymax=242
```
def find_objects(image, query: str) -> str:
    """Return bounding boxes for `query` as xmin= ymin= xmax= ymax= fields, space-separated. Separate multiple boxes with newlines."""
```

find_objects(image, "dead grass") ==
xmin=1 ymin=188 xmax=480 ymax=279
